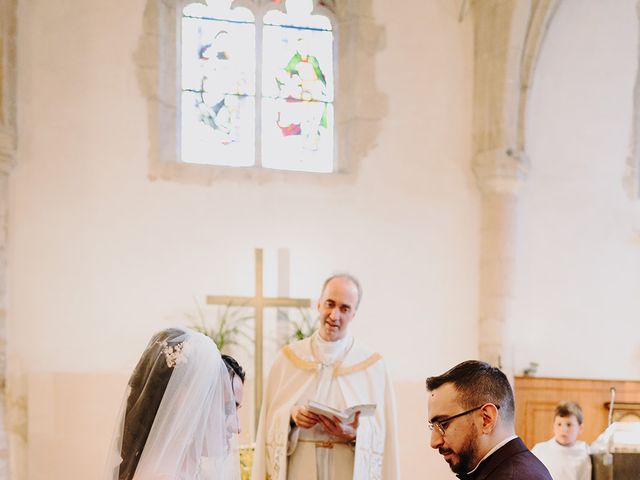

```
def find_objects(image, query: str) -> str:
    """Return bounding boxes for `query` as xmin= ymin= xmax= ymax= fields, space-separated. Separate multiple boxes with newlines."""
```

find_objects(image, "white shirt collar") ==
xmin=466 ymin=434 xmax=518 ymax=475
xmin=313 ymin=330 xmax=353 ymax=364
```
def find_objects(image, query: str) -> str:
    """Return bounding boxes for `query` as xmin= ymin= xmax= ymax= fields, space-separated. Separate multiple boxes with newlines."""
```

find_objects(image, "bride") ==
xmin=106 ymin=327 xmax=244 ymax=479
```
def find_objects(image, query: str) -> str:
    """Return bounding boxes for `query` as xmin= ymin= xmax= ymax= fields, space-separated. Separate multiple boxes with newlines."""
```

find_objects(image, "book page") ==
xmin=306 ymin=400 xmax=376 ymax=422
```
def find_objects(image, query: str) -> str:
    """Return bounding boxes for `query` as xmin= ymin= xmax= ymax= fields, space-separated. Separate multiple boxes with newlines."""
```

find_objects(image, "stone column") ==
xmin=474 ymin=149 xmax=528 ymax=371
xmin=624 ymin=0 xmax=640 ymax=200
xmin=470 ymin=0 xmax=561 ymax=371
xmin=0 ymin=0 xmax=17 ymax=478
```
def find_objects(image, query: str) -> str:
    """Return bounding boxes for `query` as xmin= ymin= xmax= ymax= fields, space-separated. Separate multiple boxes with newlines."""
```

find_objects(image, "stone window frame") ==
xmin=136 ymin=0 xmax=386 ymax=186
xmin=627 ymin=1 xmax=640 ymax=201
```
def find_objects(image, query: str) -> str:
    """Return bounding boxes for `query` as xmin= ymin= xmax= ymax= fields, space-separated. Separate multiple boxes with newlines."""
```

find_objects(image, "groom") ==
xmin=426 ymin=360 xmax=551 ymax=479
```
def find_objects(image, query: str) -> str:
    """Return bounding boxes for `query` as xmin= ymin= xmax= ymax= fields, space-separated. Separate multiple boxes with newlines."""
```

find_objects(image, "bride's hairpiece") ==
xmin=158 ymin=340 xmax=186 ymax=368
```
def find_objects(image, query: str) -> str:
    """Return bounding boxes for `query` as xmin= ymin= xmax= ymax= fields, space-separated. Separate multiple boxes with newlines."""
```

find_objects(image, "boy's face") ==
xmin=553 ymin=414 xmax=582 ymax=446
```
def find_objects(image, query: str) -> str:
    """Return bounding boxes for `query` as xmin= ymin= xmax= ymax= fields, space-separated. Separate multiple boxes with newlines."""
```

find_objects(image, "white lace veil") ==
xmin=105 ymin=327 xmax=241 ymax=480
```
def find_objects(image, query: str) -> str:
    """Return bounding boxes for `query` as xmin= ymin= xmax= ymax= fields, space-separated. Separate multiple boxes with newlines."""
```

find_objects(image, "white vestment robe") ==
xmin=531 ymin=438 xmax=591 ymax=480
xmin=251 ymin=331 xmax=400 ymax=480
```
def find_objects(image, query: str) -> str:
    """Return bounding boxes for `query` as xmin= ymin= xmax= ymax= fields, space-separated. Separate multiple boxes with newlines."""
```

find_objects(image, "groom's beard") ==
xmin=440 ymin=425 xmax=480 ymax=474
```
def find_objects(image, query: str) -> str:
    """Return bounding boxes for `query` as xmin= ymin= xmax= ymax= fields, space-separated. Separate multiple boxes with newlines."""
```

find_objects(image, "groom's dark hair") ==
xmin=426 ymin=360 xmax=515 ymax=423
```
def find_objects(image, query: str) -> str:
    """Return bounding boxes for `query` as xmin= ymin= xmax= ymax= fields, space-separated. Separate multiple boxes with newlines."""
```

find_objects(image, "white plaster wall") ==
xmin=515 ymin=0 xmax=640 ymax=379
xmin=9 ymin=0 xmax=474 ymax=478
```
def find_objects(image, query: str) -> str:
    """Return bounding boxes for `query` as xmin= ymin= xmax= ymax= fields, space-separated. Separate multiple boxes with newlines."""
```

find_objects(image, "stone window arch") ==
xmin=136 ymin=0 xmax=386 ymax=185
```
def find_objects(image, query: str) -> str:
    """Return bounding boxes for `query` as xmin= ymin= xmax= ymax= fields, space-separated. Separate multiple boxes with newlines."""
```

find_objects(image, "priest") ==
xmin=251 ymin=274 xmax=400 ymax=480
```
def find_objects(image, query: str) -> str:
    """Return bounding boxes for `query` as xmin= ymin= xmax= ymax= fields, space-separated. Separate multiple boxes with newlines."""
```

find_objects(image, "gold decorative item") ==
xmin=239 ymin=444 xmax=254 ymax=480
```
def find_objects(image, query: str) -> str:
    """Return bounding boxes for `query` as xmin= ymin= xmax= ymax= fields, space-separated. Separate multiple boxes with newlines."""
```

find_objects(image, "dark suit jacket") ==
xmin=463 ymin=437 xmax=552 ymax=480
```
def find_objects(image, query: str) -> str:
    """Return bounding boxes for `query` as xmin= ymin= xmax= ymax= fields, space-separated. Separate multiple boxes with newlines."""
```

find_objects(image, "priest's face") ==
xmin=553 ymin=414 xmax=582 ymax=446
xmin=428 ymin=383 xmax=482 ymax=474
xmin=317 ymin=277 xmax=359 ymax=342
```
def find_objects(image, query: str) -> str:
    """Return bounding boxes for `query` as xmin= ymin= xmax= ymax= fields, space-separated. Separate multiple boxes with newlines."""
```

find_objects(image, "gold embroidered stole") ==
xmin=282 ymin=344 xmax=382 ymax=377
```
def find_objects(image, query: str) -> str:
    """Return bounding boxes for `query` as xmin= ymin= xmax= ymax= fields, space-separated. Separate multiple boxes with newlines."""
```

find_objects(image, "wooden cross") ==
xmin=207 ymin=248 xmax=310 ymax=431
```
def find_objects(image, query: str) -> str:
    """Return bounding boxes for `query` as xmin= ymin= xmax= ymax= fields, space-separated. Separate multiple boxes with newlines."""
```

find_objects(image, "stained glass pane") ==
xmin=261 ymin=6 xmax=334 ymax=172
xmin=181 ymin=2 xmax=256 ymax=166
xmin=182 ymin=93 xmax=255 ymax=166
xmin=262 ymin=98 xmax=333 ymax=172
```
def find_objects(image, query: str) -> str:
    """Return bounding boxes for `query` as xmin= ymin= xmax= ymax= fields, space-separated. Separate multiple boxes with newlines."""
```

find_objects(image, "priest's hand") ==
xmin=317 ymin=411 xmax=360 ymax=442
xmin=290 ymin=405 xmax=321 ymax=429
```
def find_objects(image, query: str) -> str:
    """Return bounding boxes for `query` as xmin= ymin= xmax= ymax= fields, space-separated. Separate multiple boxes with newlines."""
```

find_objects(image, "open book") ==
xmin=306 ymin=400 xmax=376 ymax=423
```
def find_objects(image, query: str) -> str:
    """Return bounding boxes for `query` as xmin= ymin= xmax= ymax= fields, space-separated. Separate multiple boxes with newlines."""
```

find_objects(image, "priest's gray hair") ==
xmin=426 ymin=360 xmax=515 ymax=424
xmin=320 ymin=273 xmax=363 ymax=309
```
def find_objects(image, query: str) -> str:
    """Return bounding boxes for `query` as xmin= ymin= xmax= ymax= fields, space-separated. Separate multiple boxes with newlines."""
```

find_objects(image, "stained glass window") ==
xmin=181 ymin=1 xmax=256 ymax=166
xmin=181 ymin=0 xmax=335 ymax=172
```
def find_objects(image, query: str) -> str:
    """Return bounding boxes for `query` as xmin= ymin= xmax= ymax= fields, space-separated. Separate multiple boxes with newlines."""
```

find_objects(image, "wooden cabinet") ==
xmin=514 ymin=376 xmax=640 ymax=448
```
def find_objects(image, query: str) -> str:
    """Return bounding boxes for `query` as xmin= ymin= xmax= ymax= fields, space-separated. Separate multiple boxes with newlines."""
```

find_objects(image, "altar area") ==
xmin=24 ymin=373 xmax=640 ymax=479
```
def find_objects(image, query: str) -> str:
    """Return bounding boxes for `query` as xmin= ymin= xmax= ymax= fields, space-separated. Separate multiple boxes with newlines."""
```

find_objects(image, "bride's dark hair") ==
xmin=118 ymin=327 xmax=184 ymax=480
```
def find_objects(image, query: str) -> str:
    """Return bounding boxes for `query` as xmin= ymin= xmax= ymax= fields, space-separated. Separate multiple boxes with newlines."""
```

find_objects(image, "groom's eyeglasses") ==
xmin=428 ymin=404 xmax=500 ymax=436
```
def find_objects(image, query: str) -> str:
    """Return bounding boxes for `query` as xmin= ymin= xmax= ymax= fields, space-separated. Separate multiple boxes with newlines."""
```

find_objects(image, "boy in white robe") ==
xmin=252 ymin=274 xmax=400 ymax=480
xmin=531 ymin=401 xmax=591 ymax=480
